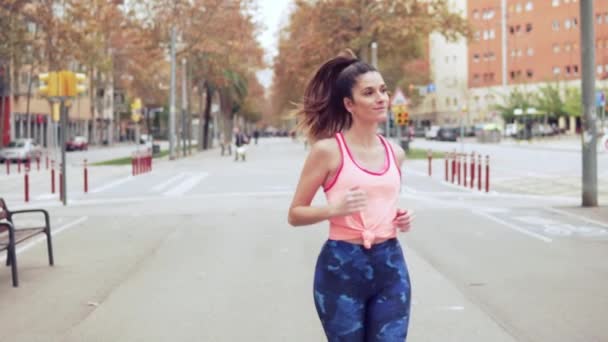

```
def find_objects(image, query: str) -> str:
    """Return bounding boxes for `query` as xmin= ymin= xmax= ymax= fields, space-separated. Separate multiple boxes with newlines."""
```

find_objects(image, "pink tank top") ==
xmin=324 ymin=132 xmax=402 ymax=249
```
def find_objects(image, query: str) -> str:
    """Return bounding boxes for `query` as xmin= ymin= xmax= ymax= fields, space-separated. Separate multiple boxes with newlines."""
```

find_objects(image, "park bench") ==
xmin=0 ymin=198 xmax=54 ymax=287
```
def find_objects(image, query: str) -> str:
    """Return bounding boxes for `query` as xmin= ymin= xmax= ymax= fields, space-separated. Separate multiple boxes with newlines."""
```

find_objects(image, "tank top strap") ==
xmin=378 ymin=134 xmax=401 ymax=176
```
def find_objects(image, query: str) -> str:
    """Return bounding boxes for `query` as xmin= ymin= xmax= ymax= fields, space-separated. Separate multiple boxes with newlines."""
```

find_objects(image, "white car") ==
xmin=425 ymin=126 xmax=440 ymax=140
xmin=0 ymin=139 xmax=43 ymax=163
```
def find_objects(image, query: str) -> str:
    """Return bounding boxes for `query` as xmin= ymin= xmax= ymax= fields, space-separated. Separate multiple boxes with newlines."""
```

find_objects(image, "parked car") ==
xmin=425 ymin=125 xmax=440 ymax=140
xmin=413 ymin=126 xmax=427 ymax=138
xmin=437 ymin=127 xmax=458 ymax=142
xmin=0 ymin=139 xmax=43 ymax=163
xmin=66 ymin=136 xmax=88 ymax=151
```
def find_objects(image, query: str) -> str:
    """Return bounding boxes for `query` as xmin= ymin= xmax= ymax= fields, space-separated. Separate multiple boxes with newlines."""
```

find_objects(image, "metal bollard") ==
xmin=84 ymin=159 xmax=88 ymax=193
xmin=24 ymin=167 xmax=29 ymax=203
xmin=5 ymin=160 xmax=9 ymax=175
xmin=485 ymin=155 xmax=490 ymax=193
xmin=478 ymin=154 xmax=482 ymax=191
xmin=463 ymin=153 xmax=468 ymax=187
xmin=451 ymin=152 xmax=456 ymax=183
xmin=444 ymin=153 xmax=448 ymax=181
xmin=17 ymin=159 xmax=21 ymax=173
xmin=470 ymin=152 xmax=475 ymax=189
xmin=427 ymin=149 xmax=432 ymax=176
xmin=46 ymin=155 xmax=49 ymax=170
xmin=51 ymin=160 xmax=55 ymax=194
xmin=457 ymin=154 xmax=461 ymax=185
xmin=36 ymin=156 xmax=40 ymax=171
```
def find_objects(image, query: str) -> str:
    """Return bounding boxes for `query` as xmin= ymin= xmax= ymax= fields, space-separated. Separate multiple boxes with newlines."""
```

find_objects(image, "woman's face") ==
xmin=344 ymin=71 xmax=389 ymax=124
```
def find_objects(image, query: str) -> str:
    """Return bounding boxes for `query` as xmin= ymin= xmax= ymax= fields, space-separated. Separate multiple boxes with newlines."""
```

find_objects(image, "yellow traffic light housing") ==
xmin=74 ymin=73 xmax=86 ymax=96
xmin=52 ymin=102 xmax=60 ymax=122
xmin=131 ymin=98 xmax=142 ymax=123
xmin=38 ymin=72 xmax=59 ymax=97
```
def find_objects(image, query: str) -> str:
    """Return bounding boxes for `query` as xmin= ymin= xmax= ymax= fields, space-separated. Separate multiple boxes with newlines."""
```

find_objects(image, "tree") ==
xmin=270 ymin=0 xmax=470 ymax=120
xmin=533 ymin=82 xmax=567 ymax=122
xmin=493 ymin=87 xmax=534 ymax=122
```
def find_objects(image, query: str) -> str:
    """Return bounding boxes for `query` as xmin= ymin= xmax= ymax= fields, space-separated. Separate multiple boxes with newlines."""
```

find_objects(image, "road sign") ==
xmin=391 ymin=88 xmax=408 ymax=107
xmin=427 ymin=83 xmax=436 ymax=93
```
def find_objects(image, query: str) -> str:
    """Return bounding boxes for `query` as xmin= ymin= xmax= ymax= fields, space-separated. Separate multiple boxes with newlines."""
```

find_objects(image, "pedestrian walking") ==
xmin=288 ymin=49 xmax=414 ymax=341
xmin=234 ymin=127 xmax=248 ymax=161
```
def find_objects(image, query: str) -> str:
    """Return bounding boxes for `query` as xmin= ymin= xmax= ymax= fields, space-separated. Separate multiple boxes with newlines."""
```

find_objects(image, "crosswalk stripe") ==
xmin=151 ymin=172 xmax=187 ymax=192
xmin=163 ymin=173 xmax=208 ymax=197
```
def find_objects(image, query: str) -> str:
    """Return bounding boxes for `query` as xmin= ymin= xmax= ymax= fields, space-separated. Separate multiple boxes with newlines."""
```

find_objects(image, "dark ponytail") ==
xmin=296 ymin=49 xmax=376 ymax=142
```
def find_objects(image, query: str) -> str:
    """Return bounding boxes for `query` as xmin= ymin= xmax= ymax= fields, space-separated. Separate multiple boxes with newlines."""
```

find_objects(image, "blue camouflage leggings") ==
xmin=313 ymin=238 xmax=411 ymax=341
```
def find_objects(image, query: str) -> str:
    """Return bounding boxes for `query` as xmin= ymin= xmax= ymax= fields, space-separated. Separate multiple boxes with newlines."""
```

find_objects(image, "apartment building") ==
xmin=467 ymin=0 xmax=608 ymax=127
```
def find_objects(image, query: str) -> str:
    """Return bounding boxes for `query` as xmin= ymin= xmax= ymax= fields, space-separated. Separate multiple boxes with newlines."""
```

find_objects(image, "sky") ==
xmin=255 ymin=0 xmax=293 ymax=90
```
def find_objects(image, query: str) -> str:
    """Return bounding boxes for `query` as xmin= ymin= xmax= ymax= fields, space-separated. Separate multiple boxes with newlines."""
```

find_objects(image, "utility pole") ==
xmin=169 ymin=26 xmax=177 ymax=160
xmin=181 ymin=58 xmax=188 ymax=157
xmin=581 ymin=0 xmax=597 ymax=207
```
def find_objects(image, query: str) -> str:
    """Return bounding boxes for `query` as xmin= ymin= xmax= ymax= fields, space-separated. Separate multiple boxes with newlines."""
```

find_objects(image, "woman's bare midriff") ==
xmin=340 ymin=237 xmax=392 ymax=246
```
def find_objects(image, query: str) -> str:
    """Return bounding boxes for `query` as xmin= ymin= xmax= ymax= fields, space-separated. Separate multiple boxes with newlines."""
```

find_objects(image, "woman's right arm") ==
xmin=288 ymin=140 xmax=338 ymax=226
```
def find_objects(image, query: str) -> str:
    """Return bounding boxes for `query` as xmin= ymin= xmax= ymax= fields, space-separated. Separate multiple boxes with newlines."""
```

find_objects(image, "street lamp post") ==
xmin=168 ymin=27 xmax=177 ymax=160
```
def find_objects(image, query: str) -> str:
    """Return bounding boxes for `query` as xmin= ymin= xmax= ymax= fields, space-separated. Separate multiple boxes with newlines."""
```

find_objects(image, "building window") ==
xmin=564 ymin=43 xmax=572 ymax=52
xmin=526 ymin=23 xmax=533 ymax=32
xmin=517 ymin=49 xmax=523 ymax=57
xmin=489 ymin=29 xmax=496 ymax=39
xmin=599 ymin=65 xmax=605 ymax=75
xmin=473 ymin=53 xmax=480 ymax=63
xmin=573 ymin=65 xmax=579 ymax=74
xmin=510 ymin=26 xmax=515 ymax=34
xmin=597 ymin=14 xmax=603 ymax=24
xmin=565 ymin=65 xmax=571 ymax=75
xmin=473 ymin=9 xmax=479 ymax=19
xmin=572 ymin=17 xmax=578 ymax=27
xmin=516 ymin=3 xmax=522 ymax=13
xmin=489 ymin=52 xmax=496 ymax=60
xmin=527 ymin=47 xmax=534 ymax=56
xmin=552 ymin=0 xmax=560 ymax=7
xmin=564 ymin=19 xmax=572 ymax=29
xmin=453 ymin=98 xmax=459 ymax=107
xmin=473 ymin=74 xmax=480 ymax=83
xmin=474 ymin=31 xmax=481 ymax=41
xmin=527 ymin=70 xmax=534 ymax=78
xmin=446 ymin=97 xmax=451 ymax=106
xmin=552 ymin=20 xmax=560 ymax=30
xmin=525 ymin=1 xmax=534 ymax=11
xmin=553 ymin=66 xmax=561 ymax=75
xmin=511 ymin=71 xmax=516 ymax=79
xmin=553 ymin=43 xmax=561 ymax=53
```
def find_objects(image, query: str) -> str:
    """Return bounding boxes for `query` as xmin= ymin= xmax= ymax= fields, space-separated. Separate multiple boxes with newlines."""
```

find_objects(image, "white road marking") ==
xmin=1 ymin=216 xmax=89 ymax=262
xmin=544 ymin=207 xmax=608 ymax=229
xmin=472 ymin=210 xmax=553 ymax=243
xmin=151 ymin=173 xmax=187 ymax=192
xmin=163 ymin=173 xmax=209 ymax=197
xmin=90 ymin=176 xmax=134 ymax=193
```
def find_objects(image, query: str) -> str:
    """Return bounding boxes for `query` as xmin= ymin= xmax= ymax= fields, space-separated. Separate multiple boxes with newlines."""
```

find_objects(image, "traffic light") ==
xmin=74 ymin=73 xmax=86 ymax=96
xmin=38 ymin=72 xmax=59 ymax=97
xmin=131 ymin=98 xmax=142 ymax=123
xmin=395 ymin=110 xmax=409 ymax=126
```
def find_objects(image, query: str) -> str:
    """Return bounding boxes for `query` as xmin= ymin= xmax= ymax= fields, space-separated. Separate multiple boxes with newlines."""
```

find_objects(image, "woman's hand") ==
xmin=394 ymin=209 xmax=414 ymax=232
xmin=329 ymin=186 xmax=367 ymax=217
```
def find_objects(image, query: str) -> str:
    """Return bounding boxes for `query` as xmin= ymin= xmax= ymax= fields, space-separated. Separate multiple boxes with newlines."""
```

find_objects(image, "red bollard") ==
xmin=464 ymin=154 xmax=468 ymax=187
xmin=457 ymin=154 xmax=461 ymax=185
xmin=478 ymin=154 xmax=482 ymax=191
xmin=451 ymin=152 xmax=456 ymax=183
xmin=26 ymin=157 xmax=31 ymax=171
xmin=84 ymin=159 xmax=88 ymax=193
xmin=51 ymin=161 xmax=55 ymax=194
xmin=17 ymin=159 xmax=21 ymax=173
xmin=444 ymin=153 xmax=448 ymax=181
xmin=485 ymin=155 xmax=490 ymax=193
xmin=470 ymin=152 xmax=476 ymax=189
xmin=427 ymin=149 xmax=432 ymax=176
xmin=24 ymin=168 xmax=29 ymax=203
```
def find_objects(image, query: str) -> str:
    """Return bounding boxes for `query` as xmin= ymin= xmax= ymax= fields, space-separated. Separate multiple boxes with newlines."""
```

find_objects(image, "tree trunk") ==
xmin=203 ymin=85 xmax=212 ymax=150
xmin=0 ymin=90 xmax=5 ymax=147
xmin=198 ymin=80 xmax=205 ymax=151
xmin=220 ymin=90 xmax=233 ymax=147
